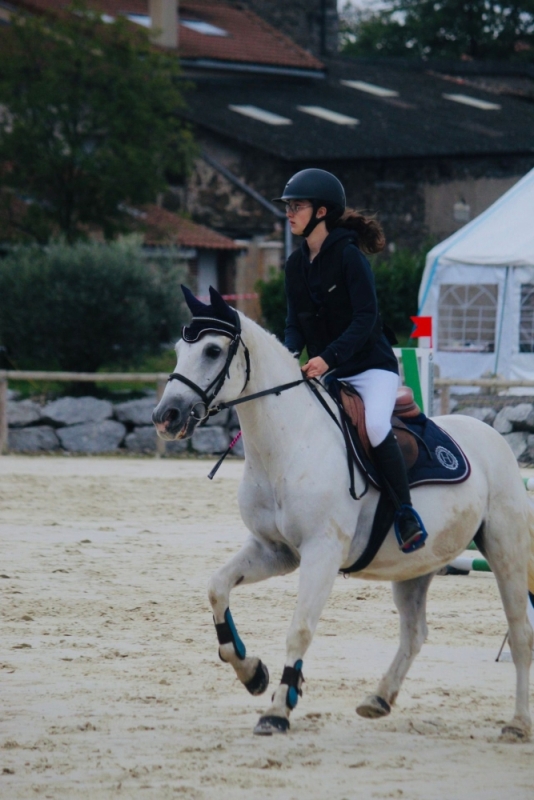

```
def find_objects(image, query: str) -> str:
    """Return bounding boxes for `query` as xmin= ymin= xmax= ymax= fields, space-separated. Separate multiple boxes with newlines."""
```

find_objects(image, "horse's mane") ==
xmin=238 ymin=312 xmax=301 ymax=372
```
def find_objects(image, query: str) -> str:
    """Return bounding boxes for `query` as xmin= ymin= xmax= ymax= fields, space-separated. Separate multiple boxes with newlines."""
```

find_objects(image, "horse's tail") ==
xmin=527 ymin=496 xmax=534 ymax=595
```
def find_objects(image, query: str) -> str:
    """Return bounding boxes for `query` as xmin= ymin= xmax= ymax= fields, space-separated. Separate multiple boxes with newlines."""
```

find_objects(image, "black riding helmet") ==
xmin=273 ymin=168 xmax=346 ymax=237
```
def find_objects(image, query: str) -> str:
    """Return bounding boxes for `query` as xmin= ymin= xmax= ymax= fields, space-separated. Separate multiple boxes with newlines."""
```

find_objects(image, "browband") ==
xmin=182 ymin=315 xmax=240 ymax=343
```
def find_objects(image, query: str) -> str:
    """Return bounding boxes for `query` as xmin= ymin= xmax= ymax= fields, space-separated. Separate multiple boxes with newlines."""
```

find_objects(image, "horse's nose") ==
xmin=152 ymin=405 xmax=181 ymax=429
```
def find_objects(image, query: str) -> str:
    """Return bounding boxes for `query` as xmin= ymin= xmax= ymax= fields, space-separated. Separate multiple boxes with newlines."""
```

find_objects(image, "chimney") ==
xmin=149 ymin=0 xmax=178 ymax=49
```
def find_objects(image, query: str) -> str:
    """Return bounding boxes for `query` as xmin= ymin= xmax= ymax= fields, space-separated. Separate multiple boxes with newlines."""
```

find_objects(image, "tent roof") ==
xmin=419 ymin=168 xmax=534 ymax=310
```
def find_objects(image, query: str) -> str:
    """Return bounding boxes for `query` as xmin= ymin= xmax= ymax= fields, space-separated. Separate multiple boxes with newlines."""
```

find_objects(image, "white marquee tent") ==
xmin=418 ymin=168 xmax=534 ymax=380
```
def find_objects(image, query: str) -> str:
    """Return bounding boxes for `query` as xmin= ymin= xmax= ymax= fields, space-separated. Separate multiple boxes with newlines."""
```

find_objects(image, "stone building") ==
xmin=7 ymin=0 xmax=534 ymax=268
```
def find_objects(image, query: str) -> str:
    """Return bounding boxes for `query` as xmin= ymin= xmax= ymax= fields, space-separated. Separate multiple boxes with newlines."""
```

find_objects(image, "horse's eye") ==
xmin=204 ymin=344 xmax=222 ymax=359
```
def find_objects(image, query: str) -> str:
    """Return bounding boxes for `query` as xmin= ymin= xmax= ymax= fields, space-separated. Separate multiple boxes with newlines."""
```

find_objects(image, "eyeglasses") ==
xmin=284 ymin=202 xmax=312 ymax=215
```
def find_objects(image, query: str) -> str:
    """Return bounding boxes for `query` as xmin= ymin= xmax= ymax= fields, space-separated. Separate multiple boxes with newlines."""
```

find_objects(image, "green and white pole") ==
xmin=448 ymin=555 xmax=492 ymax=573
xmin=393 ymin=347 xmax=433 ymax=416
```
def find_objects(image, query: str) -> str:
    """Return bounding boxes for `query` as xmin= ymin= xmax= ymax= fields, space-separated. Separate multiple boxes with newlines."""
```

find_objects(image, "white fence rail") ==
xmin=435 ymin=378 xmax=534 ymax=414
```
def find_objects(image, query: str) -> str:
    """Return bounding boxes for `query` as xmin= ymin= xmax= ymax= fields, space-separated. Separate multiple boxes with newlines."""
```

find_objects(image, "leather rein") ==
xmin=166 ymin=316 xmax=341 ymax=428
xmin=166 ymin=320 xmax=363 ymax=495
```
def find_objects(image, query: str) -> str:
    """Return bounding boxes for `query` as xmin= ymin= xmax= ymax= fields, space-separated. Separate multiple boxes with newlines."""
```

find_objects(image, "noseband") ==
xmin=167 ymin=314 xmax=251 ymax=421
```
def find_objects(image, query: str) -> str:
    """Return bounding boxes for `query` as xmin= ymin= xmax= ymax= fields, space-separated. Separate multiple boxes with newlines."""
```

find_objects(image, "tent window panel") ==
xmin=438 ymin=284 xmax=498 ymax=352
xmin=520 ymin=284 xmax=534 ymax=353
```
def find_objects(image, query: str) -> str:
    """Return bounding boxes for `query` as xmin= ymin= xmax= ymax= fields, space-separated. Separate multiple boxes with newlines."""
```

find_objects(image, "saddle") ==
xmin=340 ymin=384 xmax=420 ymax=468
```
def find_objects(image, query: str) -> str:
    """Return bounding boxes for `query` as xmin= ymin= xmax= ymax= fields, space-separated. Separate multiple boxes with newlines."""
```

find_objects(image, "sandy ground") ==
xmin=0 ymin=455 xmax=533 ymax=800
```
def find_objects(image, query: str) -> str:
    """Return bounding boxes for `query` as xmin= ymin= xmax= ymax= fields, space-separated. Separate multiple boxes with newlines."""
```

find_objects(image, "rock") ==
xmin=229 ymin=428 xmax=245 ymax=458
xmin=502 ymin=431 xmax=529 ymax=461
xmin=204 ymin=407 xmax=230 ymax=427
xmin=7 ymin=399 xmax=42 ymax=428
xmin=506 ymin=403 xmax=534 ymax=431
xmin=454 ymin=406 xmax=496 ymax=425
xmin=229 ymin=407 xmax=240 ymax=428
xmin=124 ymin=426 xmax=158 ymax=453
xmin=114 ymin=397 xmax=157 ymax=427
xmin=43 ymin=397 xmax=113 ymax=427
xmin=57 ymin=420 xmax=126 ymax=453
xmin=8 ymin=426 xmax=60 ymax=452
xmin=493 ymin=404 xmax=534 ymax=434
xmin=493 ymin=407 xmax=513 ymax=434
xmin=192 ymin=426 xmax=228 ymax=454
xmin=165 ymin=438 xmax=189 ymax=454
xmin=7 ymin=389 xmax=19 ymax=401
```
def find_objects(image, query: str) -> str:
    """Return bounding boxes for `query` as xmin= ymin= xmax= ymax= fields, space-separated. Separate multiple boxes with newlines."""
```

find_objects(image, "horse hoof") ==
xmin=245 ymin=659 xmax=269 ymax=696
xmin=500 ymin=725 xmax=530 ymax=742
xmin=356 ymin=695 xmax=391 ymax=719
xmin=253 ymin=715 xmax=290 ymax=735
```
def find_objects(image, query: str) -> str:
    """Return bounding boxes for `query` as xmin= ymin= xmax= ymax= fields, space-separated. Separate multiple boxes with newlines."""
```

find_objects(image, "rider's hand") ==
xmin=302 ymin=356 xmax=329 ymax=378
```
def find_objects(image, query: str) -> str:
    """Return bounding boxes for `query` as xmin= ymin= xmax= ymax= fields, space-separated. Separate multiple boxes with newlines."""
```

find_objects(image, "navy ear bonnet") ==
xmin=181 ymin=285 xmax=240 ymax=343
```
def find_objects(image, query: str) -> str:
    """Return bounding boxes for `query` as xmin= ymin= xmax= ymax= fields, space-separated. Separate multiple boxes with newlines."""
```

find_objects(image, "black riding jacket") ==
xmin=284 ymin=228 xmax=398 ymax=378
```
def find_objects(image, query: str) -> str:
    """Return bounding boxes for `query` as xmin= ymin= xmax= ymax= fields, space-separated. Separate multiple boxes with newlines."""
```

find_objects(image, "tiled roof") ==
xmin=178 ymin=1 xmax=322 ymax=71
xmin=139 ymin=204 xmax=240 ymax=249
xmin=8 ymin=0 xmax=323 ymax=72
xmin=0 ymin=195 xmax=240 ymax=250
xmin=181 ymin=58 xmax=534 ymax=161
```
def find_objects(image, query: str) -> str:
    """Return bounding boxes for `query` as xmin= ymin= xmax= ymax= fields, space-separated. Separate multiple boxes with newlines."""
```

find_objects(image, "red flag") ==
xmin=410 ymin=316 xmax=432 ymax=338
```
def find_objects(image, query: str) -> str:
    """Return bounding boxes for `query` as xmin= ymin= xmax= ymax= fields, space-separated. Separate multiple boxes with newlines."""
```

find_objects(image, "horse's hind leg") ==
xmin=481 ymin=511 xmax=533 ymax=740
xmin=357 ymin=572 xmax=434 ymax=719
xmin=208 ymin=536 xmax=298 ymax=695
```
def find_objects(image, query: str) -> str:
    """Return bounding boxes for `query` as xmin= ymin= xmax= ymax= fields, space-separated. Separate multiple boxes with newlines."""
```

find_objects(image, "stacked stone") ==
xmin=452 ymin=402 xmax=534 ymax=463
xmin=6 ymin=391 xmax=243 ymax=457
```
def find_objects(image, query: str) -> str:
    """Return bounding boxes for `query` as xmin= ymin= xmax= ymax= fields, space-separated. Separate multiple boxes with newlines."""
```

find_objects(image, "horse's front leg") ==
xmin=208 ymin=536 xmax=298 ymax=696
xmin=254 ymin=537 xmax=345 ymax=735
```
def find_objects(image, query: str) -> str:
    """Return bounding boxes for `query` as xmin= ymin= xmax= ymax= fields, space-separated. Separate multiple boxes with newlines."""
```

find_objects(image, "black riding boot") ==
xmin=372 ymin=430 xmax=426 ymax=552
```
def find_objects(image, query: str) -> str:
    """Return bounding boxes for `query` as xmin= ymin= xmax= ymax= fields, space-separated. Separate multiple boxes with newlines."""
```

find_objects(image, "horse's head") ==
xmin=152 ymin=286 xmax=250 ymax=440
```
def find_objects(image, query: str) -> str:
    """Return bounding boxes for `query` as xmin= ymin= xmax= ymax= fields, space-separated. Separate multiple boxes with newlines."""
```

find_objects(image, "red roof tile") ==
xmin=9 ymin=0 xmax=323 ymax=71
xmin=178 ymin=1 xmax=323 ymax=70
xmin=139 ymin=204 xmax=240 ymax=249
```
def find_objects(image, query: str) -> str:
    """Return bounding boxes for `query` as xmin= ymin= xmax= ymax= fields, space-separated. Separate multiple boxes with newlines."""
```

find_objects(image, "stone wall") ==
xmin=7 ymin=389 xmax=534 ymax=466
xmin=6 ymin=391 xmax=244 ymax=458
xmin=450 ymin=398 xmax=534 ymax=464
xmin=183 ymin=135 xmax=534 ymax=251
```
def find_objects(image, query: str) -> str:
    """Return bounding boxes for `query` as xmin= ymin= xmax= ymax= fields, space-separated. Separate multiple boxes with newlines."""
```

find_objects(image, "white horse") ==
xmin=153 ymin=288 xmax=534 ymax=739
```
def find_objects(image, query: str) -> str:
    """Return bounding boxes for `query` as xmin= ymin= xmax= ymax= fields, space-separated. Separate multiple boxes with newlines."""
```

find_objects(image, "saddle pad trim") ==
xmin=348 ymin=418 xmax=471 ymax=491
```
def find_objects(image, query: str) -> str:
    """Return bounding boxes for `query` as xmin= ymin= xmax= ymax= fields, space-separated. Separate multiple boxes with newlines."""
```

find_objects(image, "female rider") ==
xmin=274 ymin=168 xmax=426 ymax=552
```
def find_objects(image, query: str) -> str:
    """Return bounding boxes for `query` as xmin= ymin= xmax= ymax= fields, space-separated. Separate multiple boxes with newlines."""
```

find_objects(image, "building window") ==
xmin=520 ymin=284 xmax=534 ymax=353
xmin=438 ymin=284 xmax=498 ymax=352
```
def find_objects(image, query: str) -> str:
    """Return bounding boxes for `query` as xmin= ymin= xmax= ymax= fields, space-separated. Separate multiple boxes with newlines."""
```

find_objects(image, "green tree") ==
xmin=0 ymin=240 xmax=187 ymax=372
xmin=0 ymin=4 xmax=194 ymax=243
xmin=371 ymin=244 xmax=429 ymax=340
xmin=340 ymin=1 xmax=534 ymax=61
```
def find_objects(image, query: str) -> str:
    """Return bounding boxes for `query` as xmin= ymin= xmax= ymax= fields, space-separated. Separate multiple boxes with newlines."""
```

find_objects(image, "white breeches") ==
xmin=342 ymin=369 xmax=400 ymax=448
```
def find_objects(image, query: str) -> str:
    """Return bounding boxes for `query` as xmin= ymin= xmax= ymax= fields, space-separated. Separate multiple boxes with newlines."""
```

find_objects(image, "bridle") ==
xmin=167 ymin=313 xmax=252 ymax=422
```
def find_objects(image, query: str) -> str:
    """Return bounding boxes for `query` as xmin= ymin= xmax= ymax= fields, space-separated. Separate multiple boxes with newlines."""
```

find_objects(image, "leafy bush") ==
xmin=0 ymin=239 xmax=187 ymax=372
xmin=371 ymin=244 xmax=430 ymax=339
xmin=256 ymin=268 xmax=286 ymax=341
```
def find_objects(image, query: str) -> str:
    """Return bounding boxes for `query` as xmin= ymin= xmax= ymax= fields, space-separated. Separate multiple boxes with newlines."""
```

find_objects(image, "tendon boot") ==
xmin=372 ymin=430 xmax=427 ymax=553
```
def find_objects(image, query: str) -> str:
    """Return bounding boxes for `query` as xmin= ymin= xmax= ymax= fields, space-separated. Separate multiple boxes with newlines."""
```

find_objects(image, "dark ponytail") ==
xmin=328 ymin=207 xmax=386 ymax=254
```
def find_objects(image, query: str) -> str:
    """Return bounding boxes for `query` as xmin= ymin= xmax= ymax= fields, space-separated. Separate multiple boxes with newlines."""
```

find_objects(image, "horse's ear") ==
xmin=181 ymin=285 xmax=209 ymax=317
xmin=209 ymin=286 xmax=237 ymax=325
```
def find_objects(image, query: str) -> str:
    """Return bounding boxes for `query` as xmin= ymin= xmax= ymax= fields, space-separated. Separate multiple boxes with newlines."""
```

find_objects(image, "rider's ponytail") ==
xmin=328 ymin=208 xmax=386 ymax=254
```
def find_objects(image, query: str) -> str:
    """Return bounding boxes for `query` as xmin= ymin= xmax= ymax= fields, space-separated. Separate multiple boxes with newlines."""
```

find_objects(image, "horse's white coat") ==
xmin=154 ymin=313 xmax=534 ymax=738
